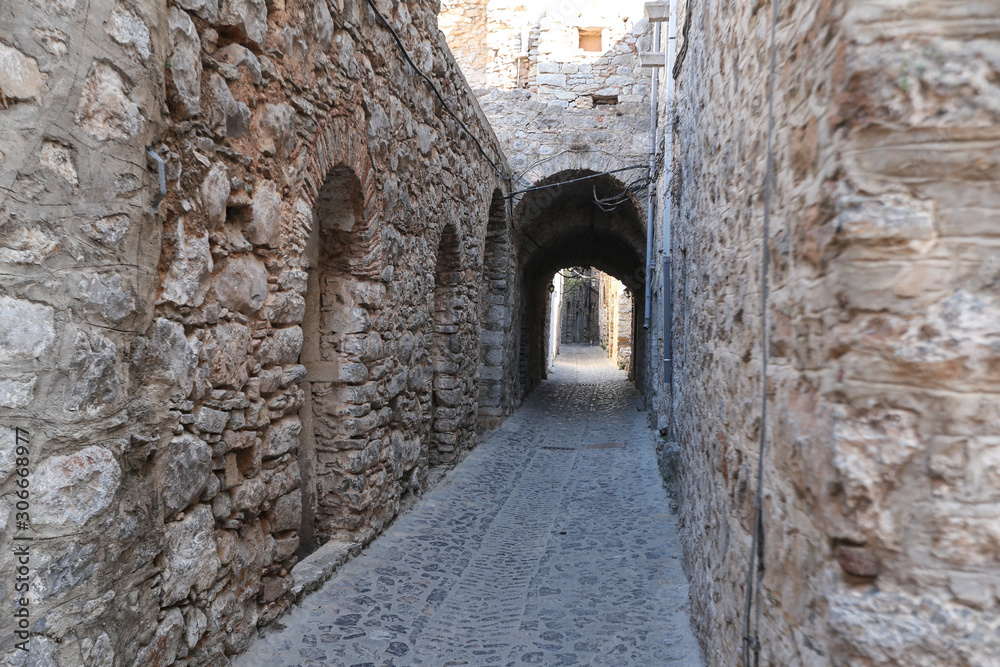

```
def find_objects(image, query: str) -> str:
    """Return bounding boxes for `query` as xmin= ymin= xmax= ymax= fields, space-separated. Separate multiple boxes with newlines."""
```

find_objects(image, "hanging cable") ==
xmin=504 ymin=165 xmax=648 ymax=199
xmin=362 ymin=0 xmax=507 ymax=179
xmin=742 ymin=0 xmax=781 ymax=665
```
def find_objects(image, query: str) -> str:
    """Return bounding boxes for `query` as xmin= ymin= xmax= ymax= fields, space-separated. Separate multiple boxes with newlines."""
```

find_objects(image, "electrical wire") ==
xmin=362 ymin=0 xmax=508 ymax=179
xmin=504 ymin=165 xmax=648 ymax=199
xmin=742 ymin=0 xmax=781 ymax=664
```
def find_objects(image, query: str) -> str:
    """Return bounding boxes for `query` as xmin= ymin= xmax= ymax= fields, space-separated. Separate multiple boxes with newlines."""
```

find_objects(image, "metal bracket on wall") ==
xmin=147 ymin=147 xmax=166 ymax=213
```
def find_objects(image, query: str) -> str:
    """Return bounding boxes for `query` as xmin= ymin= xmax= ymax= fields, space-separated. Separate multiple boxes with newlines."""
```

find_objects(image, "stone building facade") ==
xmin=662 ymin=0 xmax=1000 ymax=664
xmin=0 ymin=0 xmax=509 ymax=664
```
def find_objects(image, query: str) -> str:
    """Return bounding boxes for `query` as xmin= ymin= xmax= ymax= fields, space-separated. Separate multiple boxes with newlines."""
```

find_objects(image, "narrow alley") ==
xmin=236 ymin=345 xmax=701 ymax=667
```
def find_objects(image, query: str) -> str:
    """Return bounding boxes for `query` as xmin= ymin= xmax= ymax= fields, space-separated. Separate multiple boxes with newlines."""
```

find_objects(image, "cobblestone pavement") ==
xmin=235 ymin=345 xmax=703 ymax=667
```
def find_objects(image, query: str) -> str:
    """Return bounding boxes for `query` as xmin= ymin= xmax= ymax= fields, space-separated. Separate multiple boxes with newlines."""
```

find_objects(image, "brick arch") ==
xmin=292 ymin=113 xmax=383 ymax=279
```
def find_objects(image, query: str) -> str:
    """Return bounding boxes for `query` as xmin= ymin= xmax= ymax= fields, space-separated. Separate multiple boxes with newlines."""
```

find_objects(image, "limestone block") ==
xmin=79 ymin=272 xmax=133 ymax=322
xmin=260 ymin=326 xmax=303 ymax=366
xmin=280 ymin=364 xmax=307 ymax=388
xmin=155 ymin=433 xmax=213 ymax=516
xmin=65 ymin=332 xmax=119 ymax=412
xmin=40 ymin=140 xmax=78 ymax=184
xmin=0 ymin=375 xmax=35 ymax=408
xmin=161 ymin=219 xmax=213 ymax=307
xmin=314 ymin=0 xmax=333 ymax=52
xmin=834 ymin=193 xmax=936 ymax=244
xmin=346 ymin=441 xmax=379 ymax=474
xmin=204 ymin=321 xmax=250 ymax=389
xmin=161 ymin=505 xmax=221 ymax=605
xmin=258 ymin=367 xmax=282 ymax=394
xmin=339 ymin=362 xmax=368 ymax=384
xmin=216 ymin=44 xmax=262 ymax=84
xmin=201 ymin=162 xmax=230 ymax=227
xmin=0 ymin=296 xmax=54 ymax=361
xmin=184 ymin=606 xmax=208 ymax=651
xmin=0 ymin=42 xmax=46 ymax=103
xmin=107 ymin=7 xmax=151 ymax=60
xmin=232 ymin=476 xmax=265 ymax=513
xmin=196 ymin=406 xmax=229 ymax=433
xmin=263 ymin=416 xmax=302 ymax=458
xmin=75 ymin=61 xmax=142 ymax=141
xmin=828 ymin=590 xmax=1000 ymax=665
xmin=176 ymin=0 xmax=217 ymax=22
xmin=218 ymin=0 xmax=268 ymax=48
xmin=206 ymin=73 xmax=251 ymax=138
xmin=831 ymin=409 xmax=920 ymax=536
xmin=132 ymin=318 xmax=199 ymax=400
xmin=264 ymin=291 xmax=305 ymax=325
xmin=252 ymin=103 xmax=297 ymax=159
xmin=168 ymin=7 xmax=202 ymax=118
xmin=0 ymin=226 xmax=60 ymax=264
xmin=268 ymin=489 xmax=302 ymax=532
xmin=83 ymin=213 xmax=130 ymax=246
xmin=32 ymin=446 xmax=121 ymax=528
xmin=134 ymin=607 xmax=184 ymax=665
xmin=213 ymin=254 xmax=268 ymax=314
xmin=249 ymin=180 xmax=282 ymax=247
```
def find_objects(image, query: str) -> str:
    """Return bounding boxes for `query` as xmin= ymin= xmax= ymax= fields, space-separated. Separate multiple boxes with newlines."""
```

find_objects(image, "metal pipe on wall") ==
xmin=662 ymin=0 xmax=678 ymax=390
xmin=643 ymin=18 xmax=661 ymax=330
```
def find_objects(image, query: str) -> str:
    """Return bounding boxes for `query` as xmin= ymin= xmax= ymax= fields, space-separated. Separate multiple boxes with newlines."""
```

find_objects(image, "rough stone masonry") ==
xmin=666 ymin=0 xmax=1000 ymax=664
xmin=0 ymin=0 xmax=508 ymax=664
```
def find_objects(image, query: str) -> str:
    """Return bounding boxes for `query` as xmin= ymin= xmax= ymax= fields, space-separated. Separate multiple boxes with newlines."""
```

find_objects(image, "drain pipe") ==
xmin=643 ymin=19 xmax=660 ymax=330
xmin=662 ymin=0 xmax=677 ymax=387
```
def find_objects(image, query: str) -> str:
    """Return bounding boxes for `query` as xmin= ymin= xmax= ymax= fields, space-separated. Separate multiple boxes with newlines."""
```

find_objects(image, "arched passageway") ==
xmin=509 ymin=169 xmax=649 ymax=404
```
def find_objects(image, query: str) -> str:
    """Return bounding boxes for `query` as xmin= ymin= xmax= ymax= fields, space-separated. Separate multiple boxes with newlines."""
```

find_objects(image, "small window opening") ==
xmin=578 ymin=27 xmax=603 ymax=52
xmin=592 ymin=94 xmax=619 ymax=106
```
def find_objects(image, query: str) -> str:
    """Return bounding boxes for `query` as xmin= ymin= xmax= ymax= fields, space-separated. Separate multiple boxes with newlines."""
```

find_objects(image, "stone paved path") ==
xmin=235 ymin=345 xmax=703 ymax=667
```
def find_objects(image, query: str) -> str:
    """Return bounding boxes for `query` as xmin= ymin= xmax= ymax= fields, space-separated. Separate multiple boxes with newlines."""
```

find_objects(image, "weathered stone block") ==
xmin=196 ymin=406 xmax=230 ymax=434
xmin=0 ymin=296 xmax=55 ymax=361
xmin=213 ymin=254 xmax=268 ymax=314
xmin=268 ymin=489 xmax=302 ymax=533
xmin=155 ymin=433 xmax=213 ymax=517
xmin=135 ymin=608 xmax=184 ymax=665
xmin=263 ymin=416 xmax=302 ymax=458
xmin=33 ymin=446 xmax=121 ymax=528
xmin=201 ymin=162 xmax=230 ymax=227
xmin=75 ymin=61 xmax=142 ymax=141
xmin=260 ymin=326 xmax=304 ymax=366
xmin=218 ymin=0 xmax=267 ymax=47
xmin=65 ymin=332 xmax=119 ymax=412
xmin=161 ymin=219 xmax=213 ymax=306
xmin=252 ymin=103 xmax=297 ymax=159
xmin=161 ymin=505 xmax=221 ymax=606
xmin=0 ymin=42 xmax=46 ymax=103
xmin=0 ymin=375 xmax=36 ymax=408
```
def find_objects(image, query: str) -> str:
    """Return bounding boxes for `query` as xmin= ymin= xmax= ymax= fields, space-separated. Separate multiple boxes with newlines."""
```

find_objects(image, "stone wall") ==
xmin=668 ymin=0 xmax=1000 ymax=664
xmin=441 ymin=0 xmax=657 ymax=409
xmin=0 ymin=0 xmax=508 ymax=664
xmin=597 ymin=271 xmax=631 ymax=370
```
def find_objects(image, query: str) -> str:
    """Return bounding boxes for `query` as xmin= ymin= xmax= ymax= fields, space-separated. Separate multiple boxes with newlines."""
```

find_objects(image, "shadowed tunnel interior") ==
xmin=512 ymin=169 xmax=648 ymax=400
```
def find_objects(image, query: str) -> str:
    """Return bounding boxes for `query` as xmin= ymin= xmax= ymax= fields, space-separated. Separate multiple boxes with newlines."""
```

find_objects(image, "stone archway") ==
xmin=510 ymin=169 xmax=648 ymax=401
xmin=293 ymin=115 xmax=388 ymax=551
xmin=477 ymin=189 xmax=510 ymax=429
xmin=429 ymin=222 xmax=468 ymax=466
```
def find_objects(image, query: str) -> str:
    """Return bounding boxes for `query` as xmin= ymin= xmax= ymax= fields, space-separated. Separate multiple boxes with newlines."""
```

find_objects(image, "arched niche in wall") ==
xmin=298 ymin=165 xmax=366 ymax=555
xmin=428 ymin=222 xmax=469 ymax=466
xmin=477 ymin=189 xmax=510 ymax=430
